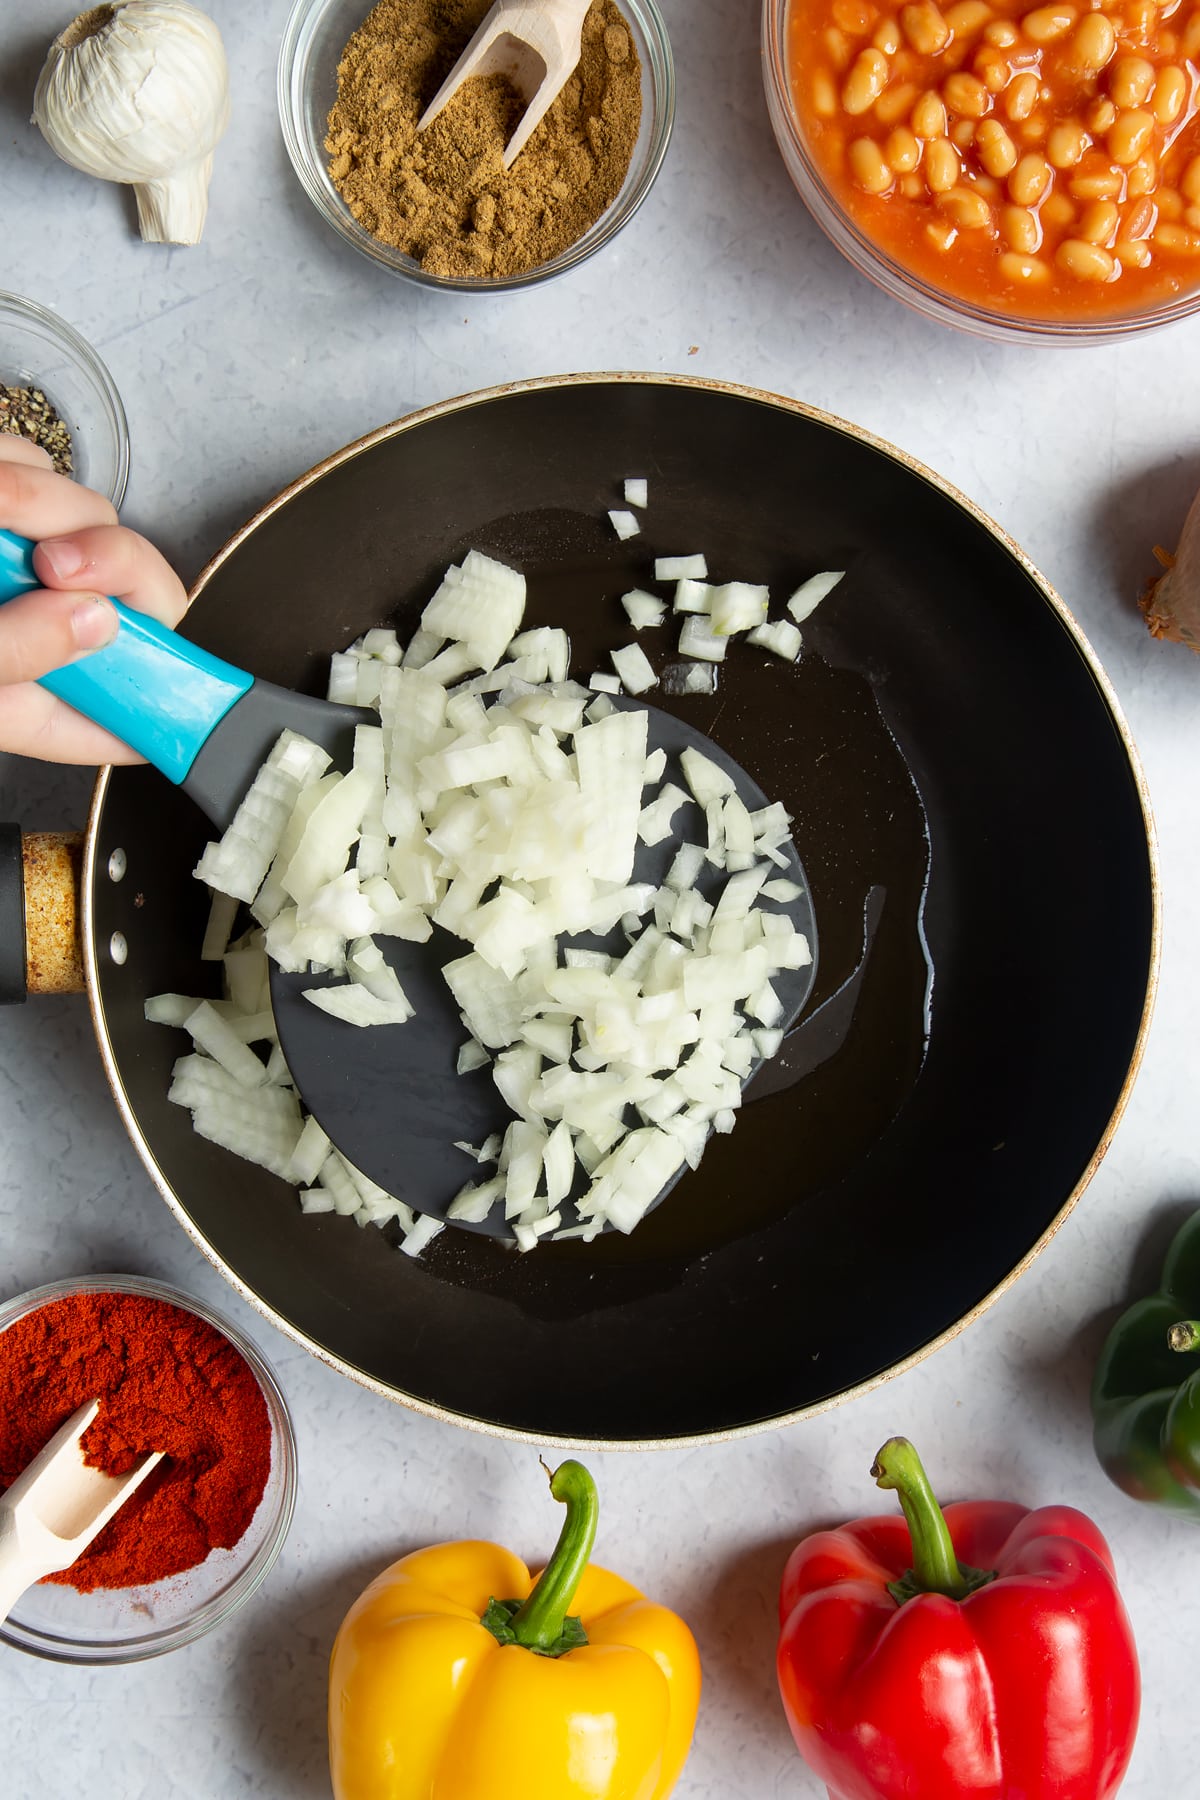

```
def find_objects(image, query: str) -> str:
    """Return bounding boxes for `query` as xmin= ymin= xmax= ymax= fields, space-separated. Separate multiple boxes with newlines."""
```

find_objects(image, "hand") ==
xmin=0 ymin=437 xmax=188 ymax=764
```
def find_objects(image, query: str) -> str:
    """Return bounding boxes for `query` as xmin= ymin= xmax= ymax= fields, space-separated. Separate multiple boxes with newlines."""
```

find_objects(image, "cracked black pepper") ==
xmin=0 ymin=385 xmax=73 ymax=475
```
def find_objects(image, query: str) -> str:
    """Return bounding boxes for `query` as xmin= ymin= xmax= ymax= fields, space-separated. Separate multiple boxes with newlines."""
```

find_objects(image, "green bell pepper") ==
xmin=1092 ymin=1208 xmax=1200 ymax=1518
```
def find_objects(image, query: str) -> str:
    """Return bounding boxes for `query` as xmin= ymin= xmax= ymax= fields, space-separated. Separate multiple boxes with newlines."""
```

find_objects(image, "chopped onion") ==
xmin=656 ymin=554 xmax=707 ymax=581
xmin=677 ymin=617 xmax=727 ymax=662
xmin=621 ymin=589 xmax=666 ymax=630
xmin=787 ymin=569 xmax=844 ymax=623
xmin=611 ymin=642 xmax=658 ymax=695
xmin=748 ymin=619 xmax=803 ymax=661
xmin=608 ymin=509 xmax=641 ymax=541
xmin=624 ymin=477 xmax=648 ymax=509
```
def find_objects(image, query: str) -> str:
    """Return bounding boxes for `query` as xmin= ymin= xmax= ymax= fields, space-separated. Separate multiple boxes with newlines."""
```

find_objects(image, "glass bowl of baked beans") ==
xmin=763 ymin=0 xmax=1200 ymax=340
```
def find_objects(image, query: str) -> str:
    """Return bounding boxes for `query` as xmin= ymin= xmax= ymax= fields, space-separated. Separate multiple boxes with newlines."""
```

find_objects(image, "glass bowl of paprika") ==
xmin=0 ymin=1274 xmax=297 ymax=1664
xmin=277 ymin=0 xmax=675 ymax=292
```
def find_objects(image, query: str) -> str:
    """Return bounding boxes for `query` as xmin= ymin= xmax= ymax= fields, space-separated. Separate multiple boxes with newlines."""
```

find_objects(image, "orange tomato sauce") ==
xmin=785 ymin=0 xmax=1200 ymax=318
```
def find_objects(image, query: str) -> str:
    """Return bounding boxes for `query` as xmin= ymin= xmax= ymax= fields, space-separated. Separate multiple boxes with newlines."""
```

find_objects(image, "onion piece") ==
xmin=608 ymin=509 xmax=641 ymax=541
xmin=624 ymin=477 xmax=648 ymax=509
xmin=787 ymin=569 xmax=844 ymax=622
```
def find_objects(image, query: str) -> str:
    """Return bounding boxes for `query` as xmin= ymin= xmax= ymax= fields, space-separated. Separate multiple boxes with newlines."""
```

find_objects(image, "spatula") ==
xmin=0 ymin=526 xmax=818 ymax=1238
xmin=0 ymin=1399 xmax=164 ymax=1621
xmin=419 ymin=0 xmax=594 ymax=169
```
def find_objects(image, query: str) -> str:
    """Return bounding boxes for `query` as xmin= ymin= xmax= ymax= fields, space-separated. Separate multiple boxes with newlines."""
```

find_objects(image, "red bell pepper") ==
xmin=776 ymin=1437 xmax=1139 ymax=1800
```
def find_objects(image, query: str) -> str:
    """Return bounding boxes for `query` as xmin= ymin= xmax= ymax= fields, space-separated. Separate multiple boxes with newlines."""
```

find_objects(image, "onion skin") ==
xmin=1140 ymin=483 xmax=1200 ymax=655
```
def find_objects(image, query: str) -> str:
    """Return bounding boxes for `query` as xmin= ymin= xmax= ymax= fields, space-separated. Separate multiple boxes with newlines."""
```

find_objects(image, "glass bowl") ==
xmin=761 ymin=0 xmax=1200 ymax=346
xmin=0 ymin=293 xmax=130 ymax=504
xmin=0 ymin=1274 xmax=297 ymax=1664
xmin=279 ymin=0 xmax=674 ymax=291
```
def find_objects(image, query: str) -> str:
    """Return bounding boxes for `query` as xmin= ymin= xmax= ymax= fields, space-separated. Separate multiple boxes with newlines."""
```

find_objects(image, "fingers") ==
xmin=34 ymin=523 xmax=188 ymax=628
xmin=0 ymin=435 xmax=55 ymax=471
xmin=0 ymin=679 xmax=146 ymax=766
xmin=0 ymin=587 xmax=117 ymax=687
xmin=0 ymin=451 xmax=117 ymax=541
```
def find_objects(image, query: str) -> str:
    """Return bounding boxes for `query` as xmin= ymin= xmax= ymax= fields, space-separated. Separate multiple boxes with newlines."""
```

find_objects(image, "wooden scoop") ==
xmin=0 ymin=1400 xmax=164 ymax=1621
xmin=419 ymin=0 xmax=594 ymax=169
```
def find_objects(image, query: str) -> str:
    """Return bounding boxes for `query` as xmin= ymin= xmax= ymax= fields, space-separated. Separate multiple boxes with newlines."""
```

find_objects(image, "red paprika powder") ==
xmin=0 ymin=1289 xmax=272 ymax=1591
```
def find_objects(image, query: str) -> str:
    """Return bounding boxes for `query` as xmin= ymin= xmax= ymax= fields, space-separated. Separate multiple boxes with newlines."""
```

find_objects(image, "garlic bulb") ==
xmin=33 ymin=1 xmax=230 ymax=246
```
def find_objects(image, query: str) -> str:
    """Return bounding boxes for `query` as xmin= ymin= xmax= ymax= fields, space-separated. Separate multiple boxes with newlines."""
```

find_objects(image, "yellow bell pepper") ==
xmin=329 ymin=1459 xmax=701 ymax=1800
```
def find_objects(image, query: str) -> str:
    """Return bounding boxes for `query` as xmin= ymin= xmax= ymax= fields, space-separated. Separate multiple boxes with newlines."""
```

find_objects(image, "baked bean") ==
xmin=1018 ymin=114 xmax=1049 ymax=142
xmin=886 ymin=124 xmax=923 ymax=169
xmin=943 ymin=70 xmax=991 ymax=113
xmin=1151 ymin=65 xmax=1187 ymax=125
xmin=1021 ymin=4 xmax=1076 ymax=43
xmin=1115 ymin=238 xmax=1151 ymax=266
xmin=1182 ymin=157 xmax=1200 ymax=205
xmin=938 ymin=184 xmax=994 ymax=225
xmin=1042 ymin=190 xmax=1077 ymax=227
xmin=926 ymin=134 xmax=962 ymax=187
xmin=1109 ymin=55 xmax=1155 ymax=108
xmin=1126 ymin=0 xmax=1156 ymax=43
xmin=983 ymin=19 xmax=1018 ymax=43
xmin=943 ymin=0 xmax=993 ymax=30
xmin=1069 ymin=164 xmax=1123 ymax=199
xmin=1187 ymin=205 xmax=1200 ymax=231
xmin=998 ymin=250 xmax=1051 ymax=278
xmin=951 ymin=117 xmax=977 ymax=146
xmin=1001 ymin=202 xmax=1041 ymax=249
xmin=1125 ymin=151 xmax=1157 ymax=198
xmin=973 ymin=47 xmax=1012 ymax=88
xmin=1056 ymin=237 xmax=1116 ymax=278
xmin=974 ymin=172 xmax=1001 ymax=197
xmin=977 ymin=117 xmax=1019 ymax=174
xmin=1086 ymin=96 xmax=1118 ymax=133
xmin=901 ymin=171 xmax=924 ymax=196
xmin=825 ymin=26 xmax=854 ymax=67
xmin=1157 ymin=187 xmax=1185 ymax=221
xmin=843 ymin=47 xmax=892 ymax=112
xmin=1078 ymin=198 xmax=1119 ymax=242
xmin=874 ymin=16 xmax=904 ymax=53
xmin=1009 ymin=151 xmax=1053 ymax=204
xmin=911 ymin=87 xmax=948 ymax=135
xmin=900 ymin=1 xmax=951 ymax=53
xmin=1121 ymin=196 xmax=1156 ymax=239
xmin=1046 ymin=121 xmax=1088 ymax=168
xmin=874 ymin=81 xmax=921 ymax=122
xmin=849 ymin=134 xmax=896 ymax=190
xmin=1154 ymin=221 xmax=1200 ymax=251
xmin=1004 ymin=72 xmax=1041 ymax=120
xmin=813 ymin=70 xmax=840 ymax=115
xmin=833 ymin=0 xmax=877 ymax=30
xmin=1068 ymin=11 xmax=1116 ymax=70
xmin=1107 ymin=108 xmax=1154 ymax=165
xmin=925 ymin=219 xmax=960 ymax=248
xmin=1184 ymin=11 xmax=1200 ymax=59
xmin=876 ymin=80 xmax=921 ymax=121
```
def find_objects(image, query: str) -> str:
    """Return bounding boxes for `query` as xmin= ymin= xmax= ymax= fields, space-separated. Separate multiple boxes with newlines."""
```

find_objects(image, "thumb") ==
xmin=0 ymin=588 xmax=118 ymax=687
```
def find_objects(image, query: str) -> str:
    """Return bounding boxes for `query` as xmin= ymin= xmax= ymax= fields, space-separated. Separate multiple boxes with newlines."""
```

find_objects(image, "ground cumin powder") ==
xmin=326 ymin=0 xmax=643 ymax=278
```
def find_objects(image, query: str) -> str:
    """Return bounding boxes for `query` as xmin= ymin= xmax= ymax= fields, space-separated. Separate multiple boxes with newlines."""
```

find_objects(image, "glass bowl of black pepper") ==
xmin=278 ymin=0 xmax=674 ymax=291
xmin=0 ymin=293 xmax=130 ymax=507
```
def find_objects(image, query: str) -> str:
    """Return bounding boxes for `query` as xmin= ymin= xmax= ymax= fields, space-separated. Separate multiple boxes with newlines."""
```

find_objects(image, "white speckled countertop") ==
xmin=2 ymin=1 xmax=1199 ymax=1794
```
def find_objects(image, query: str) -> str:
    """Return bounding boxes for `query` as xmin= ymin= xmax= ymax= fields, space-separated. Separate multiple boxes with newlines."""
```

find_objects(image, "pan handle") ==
xmin=0 ymin=828 xmax=85 ymax=1004
xmin=0 ymin=529 xmax=254 ymax=783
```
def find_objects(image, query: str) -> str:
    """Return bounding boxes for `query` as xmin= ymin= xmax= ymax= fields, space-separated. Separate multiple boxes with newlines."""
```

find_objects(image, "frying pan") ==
xmin=4 ymin=374 xmax=1158 ymax=1446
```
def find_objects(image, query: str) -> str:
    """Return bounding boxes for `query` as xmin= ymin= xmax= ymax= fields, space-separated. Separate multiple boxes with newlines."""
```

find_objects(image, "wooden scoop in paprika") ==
xmin=418 ymin=0 xmax=594 ymax=169
xmin=0 ymin=1399 xmax=164 ymax=1621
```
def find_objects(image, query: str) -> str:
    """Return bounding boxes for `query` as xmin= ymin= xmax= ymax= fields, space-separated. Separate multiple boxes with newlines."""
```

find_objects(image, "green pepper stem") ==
xmin=507 ymin=1460 xmax=598 ymax=1652
xmin=872 ymin=1437 xmax=974 ymax=1600
xmin=1168 ymin=1320 xmax=1200 ymax=1352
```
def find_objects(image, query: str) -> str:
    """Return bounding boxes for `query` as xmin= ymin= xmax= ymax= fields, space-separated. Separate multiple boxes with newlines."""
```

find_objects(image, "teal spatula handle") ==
xmin=0 ymin=528 xmax=253 ymax=783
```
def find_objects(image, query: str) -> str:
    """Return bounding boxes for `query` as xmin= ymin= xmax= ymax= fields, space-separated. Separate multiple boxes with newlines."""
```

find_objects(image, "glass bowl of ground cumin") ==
xmin=0 ymin=293 xmax=130 ymax=505
xmin=279 ymin=0 xmax=674 ymax=289
xmin=0 ymin=1274 xmax=297 ymax=1663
